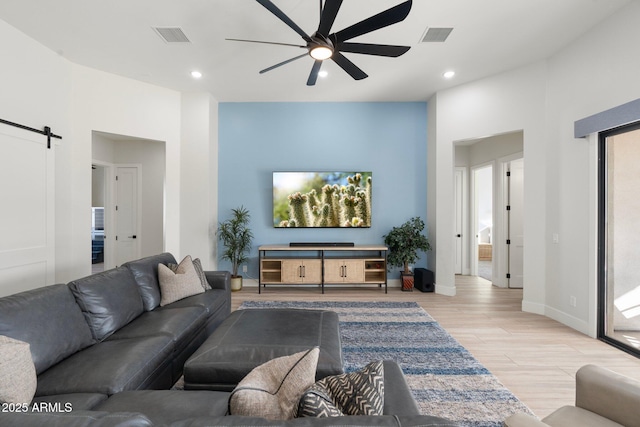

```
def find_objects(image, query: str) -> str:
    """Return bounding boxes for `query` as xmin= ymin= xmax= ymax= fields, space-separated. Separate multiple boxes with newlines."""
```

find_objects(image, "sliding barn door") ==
xmin=0 ymin=124 xmax=55 ymax=296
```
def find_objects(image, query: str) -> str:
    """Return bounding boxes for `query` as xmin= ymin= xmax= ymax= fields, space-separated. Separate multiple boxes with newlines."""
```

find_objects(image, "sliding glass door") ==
xmin=599 ymin=122 xmax=640 ymax=355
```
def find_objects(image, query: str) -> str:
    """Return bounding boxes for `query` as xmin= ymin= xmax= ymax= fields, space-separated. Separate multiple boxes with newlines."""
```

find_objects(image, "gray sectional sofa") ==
xmin=0 ymin=253 xmax=231 ymax=397
xmin=0 ymin=252 xmax=459 ymax=426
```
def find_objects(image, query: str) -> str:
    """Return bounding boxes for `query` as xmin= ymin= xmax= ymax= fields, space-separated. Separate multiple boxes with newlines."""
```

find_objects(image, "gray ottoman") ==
xmin=183 ymin=308 xmax=344 ymax=391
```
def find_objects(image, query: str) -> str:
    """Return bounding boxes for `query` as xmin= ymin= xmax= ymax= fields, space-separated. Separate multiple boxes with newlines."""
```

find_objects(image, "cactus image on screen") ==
xmin=273 ymin=172 xmax=372 ymax=228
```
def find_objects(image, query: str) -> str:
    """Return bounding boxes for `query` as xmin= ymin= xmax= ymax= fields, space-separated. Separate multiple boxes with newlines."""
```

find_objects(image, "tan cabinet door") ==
xmin=324 ymin=259 xmax=364 ymax=283
xmin=281 ymin=259 xmax=322 ymax=283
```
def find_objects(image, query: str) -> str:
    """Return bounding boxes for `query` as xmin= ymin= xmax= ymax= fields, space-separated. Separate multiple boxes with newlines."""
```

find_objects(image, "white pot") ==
xmin=230 ymin=276 xmax=243 ymax=292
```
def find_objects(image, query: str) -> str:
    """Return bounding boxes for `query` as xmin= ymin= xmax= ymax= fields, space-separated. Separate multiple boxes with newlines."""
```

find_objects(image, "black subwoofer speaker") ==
xmin=414 ymin=268 xmax=435 ymax=292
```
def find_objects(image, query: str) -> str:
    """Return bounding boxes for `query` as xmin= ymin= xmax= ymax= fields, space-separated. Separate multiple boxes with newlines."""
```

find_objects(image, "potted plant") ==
xmin=217 ymin=206 xmax=253 ymax=291
xmin=383 ymin=217 xmax=431 ymax=291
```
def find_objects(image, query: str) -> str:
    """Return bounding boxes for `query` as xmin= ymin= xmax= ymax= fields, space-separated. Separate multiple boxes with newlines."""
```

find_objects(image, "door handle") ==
xmin=128 ymin=235 xmax=137 ymax=239
xmin=456 ymin=234 xmax=461 ymax=238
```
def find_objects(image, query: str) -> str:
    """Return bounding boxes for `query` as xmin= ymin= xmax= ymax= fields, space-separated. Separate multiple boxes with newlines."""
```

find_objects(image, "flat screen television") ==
xmin=273 ymin=171 xmax=372 ymax=228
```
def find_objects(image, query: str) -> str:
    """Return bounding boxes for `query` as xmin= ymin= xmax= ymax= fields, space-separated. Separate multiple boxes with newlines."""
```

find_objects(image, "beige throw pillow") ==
xmin=229 ymin=347 xmax=320 ymax=420
xmin=158 ymin=255 xmax=204 ymax=306
xmin=168 ymin=257 xmax=211 ymax=290
xmin=0 ymin=335 xmax=37 ymax=404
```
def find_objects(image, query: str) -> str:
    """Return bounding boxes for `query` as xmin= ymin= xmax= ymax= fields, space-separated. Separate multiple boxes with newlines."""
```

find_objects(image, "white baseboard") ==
xmin=544 ymin=306 xmax=590 ymax=336
xmin=435 ymin=283 xmax=456 ymax=296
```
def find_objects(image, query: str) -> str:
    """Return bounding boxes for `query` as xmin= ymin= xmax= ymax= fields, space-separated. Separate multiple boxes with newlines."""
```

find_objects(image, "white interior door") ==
xmin=508 ymin=158 xmax=524 ymax=288
xmin=115 ymin=165 xmax=141 ymax=266
xmin=0 ymin=124 xmax=55 ymax=296
xmin=454 ymin=168 xmax=464 ymax=274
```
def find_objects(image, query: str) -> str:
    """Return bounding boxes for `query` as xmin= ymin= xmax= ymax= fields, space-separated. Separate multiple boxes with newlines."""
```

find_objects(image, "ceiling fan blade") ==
xmin=307 ymin=60 xmax=323 ymax=86
xmin=331 ymin=52 xmax=368 ymax=80
xmin=255 ymin=0 xmax=312 ymax=42
xmin=259 ymin=53 xmax=308 ymax=74
xmin=317 ymin=0 xmax=343 ymax=36
xmin=226 ymin=38 xmax=306 ymax=49
xmin=338 ymin=42 xmax=410 ymax=57
xmin=333 ymin=0 xmax=412 ymax=43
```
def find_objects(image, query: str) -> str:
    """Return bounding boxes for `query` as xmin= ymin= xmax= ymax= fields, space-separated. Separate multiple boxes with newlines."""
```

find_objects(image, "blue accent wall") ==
xmin=218 ymin=102 xmax=428 ymax=278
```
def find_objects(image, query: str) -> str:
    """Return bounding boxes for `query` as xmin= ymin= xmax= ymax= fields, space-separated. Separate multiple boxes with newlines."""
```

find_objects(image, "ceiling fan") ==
xmin=228 ymin=0 xmax=413 ymax=86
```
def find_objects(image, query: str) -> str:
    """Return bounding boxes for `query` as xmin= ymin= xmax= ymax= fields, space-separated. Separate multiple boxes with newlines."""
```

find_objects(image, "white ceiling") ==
xmin=0 ymin=0 xmax=630 ymax=102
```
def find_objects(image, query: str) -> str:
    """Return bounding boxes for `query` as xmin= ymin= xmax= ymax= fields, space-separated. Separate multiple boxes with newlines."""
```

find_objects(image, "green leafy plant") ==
xmin=383 ymin=217 xmax=431 ymax=274
xmin=217 ymin=206 xmax=253 ymax=278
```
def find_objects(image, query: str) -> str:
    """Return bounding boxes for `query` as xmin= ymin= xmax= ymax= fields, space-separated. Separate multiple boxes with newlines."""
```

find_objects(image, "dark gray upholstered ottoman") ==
xmin=183 ymin=308 xmax=344 ymax=391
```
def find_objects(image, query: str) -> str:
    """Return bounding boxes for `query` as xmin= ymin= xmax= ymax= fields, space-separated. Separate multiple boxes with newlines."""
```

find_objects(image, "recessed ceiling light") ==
xmin=191 ymin=70 xmax=202 ymax=79
xmin=443 ymin=70 xmax=455 ymax=79
xmin=318 ymin=71 xmax=328 ymax=78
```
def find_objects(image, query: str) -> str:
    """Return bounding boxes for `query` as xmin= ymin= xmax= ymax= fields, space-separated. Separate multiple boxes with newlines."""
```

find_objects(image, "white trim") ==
xmin=455 ymin=167 xmax=469 ymax=275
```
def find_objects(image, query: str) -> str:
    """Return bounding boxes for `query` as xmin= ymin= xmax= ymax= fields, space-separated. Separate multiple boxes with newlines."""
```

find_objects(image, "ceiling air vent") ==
xmin=421 ymin=27 xmax=453 ymax=43
xmin=153 ymin=27 xmax=191 ymax=43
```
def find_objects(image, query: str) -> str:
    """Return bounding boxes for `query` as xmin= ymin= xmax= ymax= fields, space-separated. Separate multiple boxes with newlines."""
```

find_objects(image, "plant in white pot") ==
xmin=217 ymin=206 xmax=253 ymax=292
xmin=383 ymin=216 xmax=431 ymax=291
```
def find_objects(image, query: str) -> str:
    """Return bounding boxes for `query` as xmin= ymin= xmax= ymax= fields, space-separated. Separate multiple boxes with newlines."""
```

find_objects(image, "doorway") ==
xmin=91 ymin=164 xmax=108 ymax=273
xmin=598 ymin=122 xmax=640 ymax=356
xmin=454 ymin=131 xmax=524 ymax=288
xmin=472 ymin=164 xmax=493 ymax=282
xmin=91 ymin=131 xmax=165 ymax=270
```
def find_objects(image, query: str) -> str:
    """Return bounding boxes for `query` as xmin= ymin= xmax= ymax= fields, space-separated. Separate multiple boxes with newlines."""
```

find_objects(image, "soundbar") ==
xmin=289 ymin=242 xmax=355 ymax=247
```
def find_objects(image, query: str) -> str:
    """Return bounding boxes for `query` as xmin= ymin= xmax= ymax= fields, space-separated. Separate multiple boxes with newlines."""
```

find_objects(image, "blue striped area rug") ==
xmin=239 ymin=300 xmax=533 ymax=427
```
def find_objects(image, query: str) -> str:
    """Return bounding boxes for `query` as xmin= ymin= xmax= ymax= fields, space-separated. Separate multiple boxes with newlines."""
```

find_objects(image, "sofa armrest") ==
xmin=575 ymin=364 xmax=640 ymax=427
xmin=205 ymin=271 xmax=231 ymax=292
xmin=503 ymin=413 xmax=550 ymax=427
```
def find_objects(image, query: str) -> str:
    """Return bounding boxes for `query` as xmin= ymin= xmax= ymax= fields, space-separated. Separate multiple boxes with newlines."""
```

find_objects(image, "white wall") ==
xmin=430 ymin=1 xmax=640 ymax=336
xmin=429 ymin=63 xmax=548 ymax=303
xmin=0 ymin=18 xmax=219 ymax=288
xmin=543 ymin=0 xmax=640 ymax=335
xmin=180 ymin=93 xmax=219 ymax=270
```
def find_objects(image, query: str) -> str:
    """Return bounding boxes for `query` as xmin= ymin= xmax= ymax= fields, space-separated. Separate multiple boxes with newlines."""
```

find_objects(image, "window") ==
xmin=598 ymin=122 xmax=640 ymax=356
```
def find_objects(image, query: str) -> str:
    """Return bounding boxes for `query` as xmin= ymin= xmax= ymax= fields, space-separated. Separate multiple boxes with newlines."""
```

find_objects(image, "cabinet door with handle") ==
xmin=324 ymin=259 xmax=364 ymax=283
xmin=281 ymin=259 xmax=322 ymax=283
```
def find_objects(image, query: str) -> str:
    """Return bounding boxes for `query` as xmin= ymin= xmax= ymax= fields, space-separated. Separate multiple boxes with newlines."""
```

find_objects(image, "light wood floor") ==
xmin=231 ymin=276 xmax=640 ymax=419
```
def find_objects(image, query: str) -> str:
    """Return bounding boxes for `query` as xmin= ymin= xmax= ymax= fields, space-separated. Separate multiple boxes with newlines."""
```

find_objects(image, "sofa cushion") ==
xmin=31 ymin=393 xmax=109 ymax=411
xmin=159 ymin=256 xmax=205 ymax=306
xmin=0 ymin=410 xmax=153 ymax=427
xmin=0 ymin=335 xmax=37 ymax=404
xmin=36 ymin=336 xmax=174 ymax=396
xmin=157 ymin=288 xmax=227 ymax=315
xmin=95 ymin=390 xmax=228 ymax=425
xmin=170 ymin=415 xmax=461 ymax=427
xmin=106 ymin=307 xmax=206 ymax=351
xmin=542 ymin=406 xmax=624 ymax=427
xmin=298 ymin=361 xmax=384 ymax=417
xmin=0 ymin=283 xmax=95 ymax=374
xmin=124 ymin=253 xmax=177 ymax=311
xmin=229 ymin=347 xmax=319 ymax=420
xmin=69 ymin=267 xmax=144 ymax=341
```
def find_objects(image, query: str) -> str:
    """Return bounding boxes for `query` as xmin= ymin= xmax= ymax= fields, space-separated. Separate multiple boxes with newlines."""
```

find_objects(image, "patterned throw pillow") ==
xmin=298 ymin=360 xmax=384 ymax=417
xmin=158 ymin=255 xmax=204 ymax=306
xmin=229 ymin=348 xmax=320 ymax=420
xmin=0 ymin=335 xmax=37 ymax=404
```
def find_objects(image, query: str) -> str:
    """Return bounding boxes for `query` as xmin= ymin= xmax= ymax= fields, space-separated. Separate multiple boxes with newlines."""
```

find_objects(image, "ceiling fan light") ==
xmin=310 ymin=46 xmax=333 ymax=60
